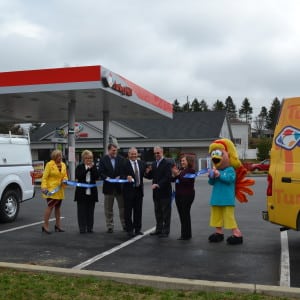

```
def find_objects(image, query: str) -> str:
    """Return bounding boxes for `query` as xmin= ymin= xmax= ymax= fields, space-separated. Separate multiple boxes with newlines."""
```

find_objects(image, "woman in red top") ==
xmin=172 ymin=155 xmax=195 ymax=240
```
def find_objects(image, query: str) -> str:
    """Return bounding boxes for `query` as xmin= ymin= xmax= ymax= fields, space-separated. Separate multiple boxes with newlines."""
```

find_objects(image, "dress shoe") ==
xmin=127 ymin=231 xmax=134 ymax=237
xmin=87 ymin=230 xmax=94 ymax=233
xmin=158 ymin=233 xmax=169 ymax=238
xmin=150 ymin=231 xmax=161 ymax=236
xmin=54 ymin=225 xmax=65 ymax=232
xmin=107 ymin=228 xmax=114 ymax=233
xmin=177 ymin=236 xmax=191 ymax=240
xmin=42 ymin=226 xmax=51 ymax=234
xmin=135 ymin=231 xmax=144 ymax=236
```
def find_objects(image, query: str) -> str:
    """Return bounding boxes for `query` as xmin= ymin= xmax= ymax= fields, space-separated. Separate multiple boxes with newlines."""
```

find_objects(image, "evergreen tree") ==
xmin=212 ymin=99 xmax=225 ymax=111
xmin=239 ymin=97 xmax=253 ymax=123
xmin=173 ymin=99 xmax=182 ymax=112
xmin=0 ymin=123 xmax=24 ymax=134
xmin=11 ymin=124 xmax=24 ymax=135
xmin=259 ymin=106 xmax=268 ymax=119
xmin=191 ymin=98 xmax=200 ymax=112
xmin=257 ymin=138 xmax=272 ymax=160
xmin=182 ymin=99 xmax=191 ymax=112
xmin=225 ymin=96 xmax=237 ymax=120
xmin=199 ymin=99 xmax=209 ymax=111
xmin=266 ymin=97 xmax=281 ymax=131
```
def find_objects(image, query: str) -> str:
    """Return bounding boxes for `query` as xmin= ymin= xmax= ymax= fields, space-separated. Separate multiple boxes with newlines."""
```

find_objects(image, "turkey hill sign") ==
xmin=102 ymin=72 xmax=132 ymax=97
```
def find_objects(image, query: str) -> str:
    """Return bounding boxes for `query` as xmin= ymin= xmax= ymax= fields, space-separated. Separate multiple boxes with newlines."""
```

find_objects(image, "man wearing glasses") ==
xmin=145 ymin=146 xmax=173 ymax=238
xmin=122 ymin=147 xmax=146 ymax=237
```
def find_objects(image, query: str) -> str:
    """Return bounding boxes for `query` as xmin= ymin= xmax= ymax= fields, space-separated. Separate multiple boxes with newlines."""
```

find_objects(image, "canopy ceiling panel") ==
xmin=0 ymin=65 xmax=173 ymax=123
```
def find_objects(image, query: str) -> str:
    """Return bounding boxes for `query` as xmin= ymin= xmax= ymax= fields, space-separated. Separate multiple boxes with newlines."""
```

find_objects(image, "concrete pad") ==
xmin=256 ymin=284 xmax=300 ymax=298
xmin=0 ymin=261 xmax=255 ymax=294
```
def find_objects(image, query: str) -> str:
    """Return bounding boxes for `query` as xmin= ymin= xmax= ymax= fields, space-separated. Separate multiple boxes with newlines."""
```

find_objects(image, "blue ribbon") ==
xmin=63 ymin=180 xmax=103 ymax=188
xmin=183 ymin=168 xmax=209 ymax=178
xmin=42 ymin=186 xmax=61 ymax=196
xmin=43 ymin=178 xmax=132 ymax=196
xmin=64 ymin=178 xmax=131 ymax=186
xmin=106 ymin=178 xmax=131 ymax=183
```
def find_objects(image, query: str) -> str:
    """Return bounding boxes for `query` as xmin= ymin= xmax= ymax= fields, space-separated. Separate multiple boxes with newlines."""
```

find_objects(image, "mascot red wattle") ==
xmin=208 ymin=138 xmax=255 ymax=245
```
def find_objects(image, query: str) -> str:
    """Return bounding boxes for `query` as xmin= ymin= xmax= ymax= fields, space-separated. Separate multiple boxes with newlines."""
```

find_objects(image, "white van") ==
xmin=0 ymin=133 xmax=35 ymax=222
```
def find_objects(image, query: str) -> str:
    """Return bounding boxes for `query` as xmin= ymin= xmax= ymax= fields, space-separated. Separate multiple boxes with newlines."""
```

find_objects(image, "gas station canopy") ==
xmin=0 ymin=65 xmax=173 ymax=123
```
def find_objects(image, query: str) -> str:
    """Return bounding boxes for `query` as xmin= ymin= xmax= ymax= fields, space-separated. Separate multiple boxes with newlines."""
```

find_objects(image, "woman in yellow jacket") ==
xmin=41 ymin=150 xmax=68 ymax=234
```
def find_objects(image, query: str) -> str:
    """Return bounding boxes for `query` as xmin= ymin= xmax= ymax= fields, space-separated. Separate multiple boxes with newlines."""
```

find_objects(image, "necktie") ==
xmin=134 ymin=161 xmax=140 ymax=187
xmin=111 ymin=157 xmax=115 ymax=169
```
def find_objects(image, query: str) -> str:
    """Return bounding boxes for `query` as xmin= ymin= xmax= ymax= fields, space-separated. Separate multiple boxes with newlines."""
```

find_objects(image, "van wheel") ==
xmin=0 ymin=190 xmax=20 ymax=222
xmin=297 ymin=213 xmax=300 ymax=231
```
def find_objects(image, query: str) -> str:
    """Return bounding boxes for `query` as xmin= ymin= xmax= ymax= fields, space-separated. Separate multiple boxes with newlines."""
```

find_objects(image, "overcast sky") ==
xmin=1 ymin=0 xmax=300 ymax=116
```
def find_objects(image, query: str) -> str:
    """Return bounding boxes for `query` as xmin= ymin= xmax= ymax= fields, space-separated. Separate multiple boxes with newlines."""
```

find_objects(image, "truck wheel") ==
xmin=0 ymin=190 xmax=20 ymax=222
xmin=297 ymin=213 xmax=300 ymax=231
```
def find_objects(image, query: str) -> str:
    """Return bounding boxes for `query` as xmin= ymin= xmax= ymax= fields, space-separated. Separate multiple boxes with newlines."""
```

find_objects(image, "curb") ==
xmin=1 ymin=262 xmax=300 ymax=298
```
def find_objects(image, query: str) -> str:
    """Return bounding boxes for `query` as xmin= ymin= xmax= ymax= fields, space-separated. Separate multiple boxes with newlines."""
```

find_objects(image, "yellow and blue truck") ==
xmin=263 ymin=97 xmax=300 ymax=230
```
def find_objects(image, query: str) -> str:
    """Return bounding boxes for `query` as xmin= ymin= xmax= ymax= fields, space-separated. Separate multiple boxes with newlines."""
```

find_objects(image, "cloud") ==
xmin=1 ymin=0 xmax=300 ymax=115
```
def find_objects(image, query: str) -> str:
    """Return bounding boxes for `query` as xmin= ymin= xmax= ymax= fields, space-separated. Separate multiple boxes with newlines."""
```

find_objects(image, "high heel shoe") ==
xmin=54 ymin=225 xmax=65 ymax=232
xmin=42 ymin=226 xmax=51 ymax=234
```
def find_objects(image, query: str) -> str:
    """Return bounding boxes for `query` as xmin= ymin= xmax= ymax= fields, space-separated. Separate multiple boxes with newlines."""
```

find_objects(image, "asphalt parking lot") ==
xmin=1 ymin=176 xmax=300 ymax=289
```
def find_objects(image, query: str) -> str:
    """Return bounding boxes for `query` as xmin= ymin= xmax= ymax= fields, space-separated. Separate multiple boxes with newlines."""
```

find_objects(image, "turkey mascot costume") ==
xmin=208 ymin=138 xmax=255 ymax=245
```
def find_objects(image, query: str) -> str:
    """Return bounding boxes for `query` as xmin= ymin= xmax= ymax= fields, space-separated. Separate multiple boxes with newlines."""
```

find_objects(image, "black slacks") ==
xmin=175 ymin=194 xmax=194 ymax=238
xmin=76 ymin=196 xmax=96 ymax=232
xmin=153 ymin=195 xmax=172 ymax=234
xmin=124 ymin=187 xmax=143 ymax=233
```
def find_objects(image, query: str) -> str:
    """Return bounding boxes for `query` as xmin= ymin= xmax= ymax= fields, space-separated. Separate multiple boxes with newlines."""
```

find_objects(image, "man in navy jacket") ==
xmin=99 ymin=143 xmax=125 ymax=233
xmin=145 ymin=146 xmax=173 ymax=238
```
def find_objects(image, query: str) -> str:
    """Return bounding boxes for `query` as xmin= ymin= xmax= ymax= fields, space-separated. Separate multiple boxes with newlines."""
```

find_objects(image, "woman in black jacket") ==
xmin=172 ymin=155 xmax=195 ymax=240
xmin=74 ymin=150 xmax=99 ymax=233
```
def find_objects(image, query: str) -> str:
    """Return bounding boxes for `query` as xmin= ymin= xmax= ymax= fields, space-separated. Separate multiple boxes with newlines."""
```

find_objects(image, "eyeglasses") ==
xmin=154 ymin=152 xmax=161 ymax=155
xmin=85 ymin=157 xmax=93 ymax=159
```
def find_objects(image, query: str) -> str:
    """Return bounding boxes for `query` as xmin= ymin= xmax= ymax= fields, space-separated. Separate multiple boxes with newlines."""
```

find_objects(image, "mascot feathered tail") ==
xmin=208 ymin=138 xmax=255 ymax=245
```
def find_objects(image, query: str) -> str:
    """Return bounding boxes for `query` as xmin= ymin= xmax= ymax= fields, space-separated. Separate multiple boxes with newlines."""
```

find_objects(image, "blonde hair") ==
xmin=81 ymin=150 xmax=93 ymax=160
xmin=51 ymin=149 xmax=62 ymax=160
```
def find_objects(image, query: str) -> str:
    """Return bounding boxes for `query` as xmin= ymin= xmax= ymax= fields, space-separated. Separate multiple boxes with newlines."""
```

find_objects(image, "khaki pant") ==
xmin=104 ymin=191 xmax=125 ymax=230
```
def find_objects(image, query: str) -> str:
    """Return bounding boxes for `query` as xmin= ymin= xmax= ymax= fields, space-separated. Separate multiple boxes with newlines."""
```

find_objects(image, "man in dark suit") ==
xmin=145 ymin=146 xmax=173 ymax=238
xmin=122 ymin=147 xmax=146 ymax=237
xmin=99 ymin=143 xmax=125 ymax=233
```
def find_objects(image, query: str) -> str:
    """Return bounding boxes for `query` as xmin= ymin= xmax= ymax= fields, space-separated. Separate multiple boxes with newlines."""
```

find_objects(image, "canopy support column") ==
xmin=103 ymin=110 xmax=109 ymax=154
xmin=68 ymin=99 xmax=76 ymax=180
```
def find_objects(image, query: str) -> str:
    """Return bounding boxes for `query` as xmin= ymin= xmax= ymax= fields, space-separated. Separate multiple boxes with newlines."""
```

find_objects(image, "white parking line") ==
xmin=72 ymin=226 xmax=156 ymax=270
xmin=280 ymin=230 xmax=290 ymax=287
xmin=0 ymin=217 xmax=64 ymax=234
